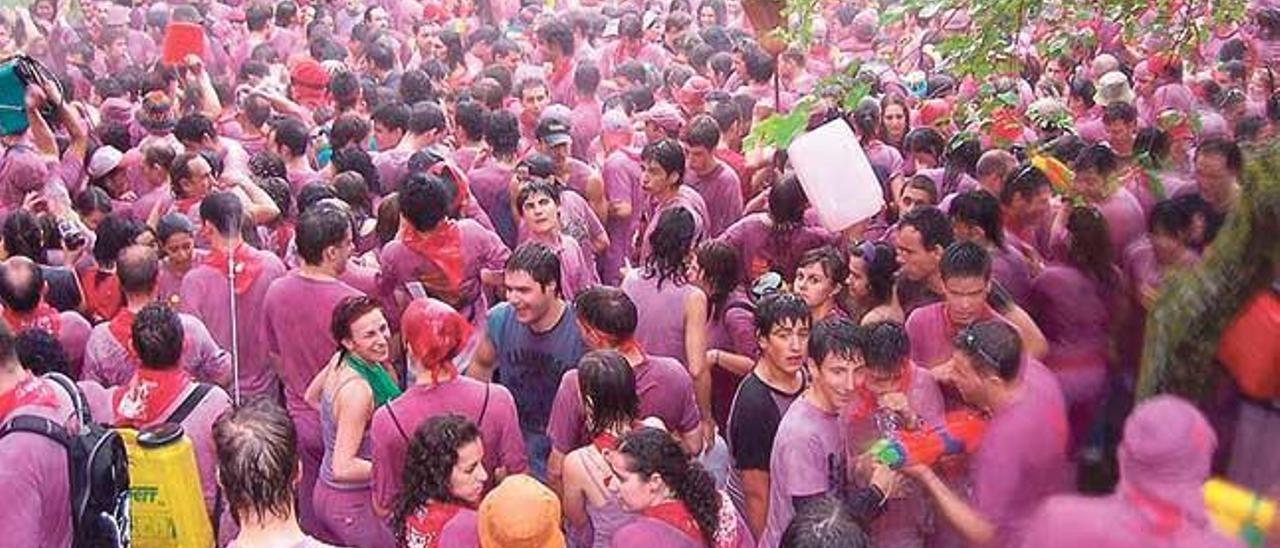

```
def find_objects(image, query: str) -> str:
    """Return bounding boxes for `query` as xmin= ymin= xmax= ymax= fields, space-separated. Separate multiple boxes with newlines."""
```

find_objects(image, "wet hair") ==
xmin=954 ymin=320 xmax=1022 ymax=380
xmin=902 ymin=175 xmax=939 ymax=205
xmin=399 ymin=172 xmax=454 ymax=232
xmin=484 ymin=110 xmax=521 ymax=157
xmin=407 ymin=101 xmax=447 ymax=135
xmin=333 ymin=172 xmax=372 ymax=215
xmin=1102 ymin=102 xmax=1138 ymax=125
xmin=156 ymin=213 xmax=195 ymax=245
xmin=392 ymin=414 xmax=482 ymax=545
xmin=681 ymin=114 xmax=721 ymax=150
xmin=375 ymin=194 xmax=401 ymax=246
xmin=330 ymin=295 xmax=383 ymax=349
xmin=118 ymin=245 xmax=160 ymax=295
xmin=903 ymin=127 xmax=946 ymax=160
xmin=626 ymin=85 xmax=656 ymax=112
xmin=1065 ymin=206 xmax=1114 ymax=283
xmin=2 ymin=210 xmax=46 ymax=262
xmin=399 ymin=69 xmax=435 ymax=105
xmin=899 ymin=206 xmax=954 ymax=251
xmin=1072 ymin=143 xmax=1119 ymax=176
xmin=1068 ymin=77 xmax=1096 ymax=109
xmin=741 ymin=44 xmax=776 ymax=83
xmin=807 ymin=317 xmax=862 ymax=368
xmin=948 ymin=190 xmax=1005 ymax=247
xmin=199 ymin=192 xmax=245 ymax=238
xmin=213 ymin=398 xmax=300 ymax=526
xmin=797 ymin=246 xmax=849 ymax=288
xmin=754 ymin=292 xmax=812 ymax=338
xmin=168 ymin=152 xmax=204 ymax=198
xmin=297 ymin=183 xmax=338 ymax=215
xmin=331 ymin=147 xmax=381 ymax=195
xmin=849 ymin=240 xmax=899 ymax=306
xmin=574 ymin=286 xmax=638 ymax=341
xmin=296 ymin=206 xmax=352 ymax=266
xmin=1149 ymin=198 xmax=1193 ymax=235
xmin=248 ymin=152 xmax=288 ymax=181
xmin=861 ymin=321 xmax=909 ymax=374
xmin=578 ymin=350 xmax=639 ymax=438
xmin=16 ymin=328 xmax=70 ymax=376
xmin=694 ymin=240 xmax=740 ymax=320
xmin=454 ymin=100 xmax=487 ymax=142
xmin=1196 ymin=137 xmax=1244 ymax=174
xmin=999 ymin=164 xmax=1051 ymax=205
xmin=536 ymin=19 xmax=575 ymax=57
xmin=272 ymin=116 xmax=310 ymax=158
xmin=133 ymin=302 xmax=183 ymax=370
xmin=643 ymin=207 xmax=696 ymax=289
xmin=616 ymin=427 xmax=721 ymax=545
xmin=329 ymin=112 xmax=372 ymax=151
xmin=93 ymin=214 xmax=145 ymax=266
xmin=641 ymin=138 xmax=686 ymax=182
xmin=781 ymin=494 xmax=870 ymax=548
xmin=174 ymin=113 xmax=217 ymax=144
xmin=940 ymin=241 xmax=992 ymax=281
xmin=517 ymin=178 xmax=562 ymax=214
xmin=506 ymin=241 xmax=562 ymax=294
xmin=575 ymin=63 xmax=601 ymax=96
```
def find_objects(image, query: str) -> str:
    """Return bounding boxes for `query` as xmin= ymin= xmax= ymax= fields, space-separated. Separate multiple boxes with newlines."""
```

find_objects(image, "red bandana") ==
xmin=404 ymin=502 xmax=468 ymax=548
xmin=107 ymin=309 xmax=137 ymax=361
xmin=80 ymin=266 xmax=123 ymax=322
xmin=173 ymin=195 xmax=202 ymax=217
xmin=202 ymin=243 xmax=265 ymax=295
xmin=3 ymin=301 xmax=62 ymax=335
xmin=399 ymin=220 xmax=464 ymax=306
xmin=112 ymin=368 xmax=191 ymax=428
xmin=0 ymin=374 xmax=60 ymax=421
xmin=591 ymin=431 xmax=619 ymax=452
xmin=643 ymin=501 xmax=705 ymax=545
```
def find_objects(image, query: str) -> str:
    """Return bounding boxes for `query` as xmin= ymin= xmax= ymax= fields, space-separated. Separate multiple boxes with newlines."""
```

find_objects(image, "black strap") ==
xmin=166 ymin=384 xmax=213 ymax=425
xmin=389 ymin=383 xmax=490 ymax=442
xmin=387 ymin=403 xmax=411 ymax=442
xmin=477 ymin=383 xmax=490 ymax=426
xmin=43 ymin=372 xmax=89 ymax=426
xmin=0 ymin=415 xmax=81 ymax=535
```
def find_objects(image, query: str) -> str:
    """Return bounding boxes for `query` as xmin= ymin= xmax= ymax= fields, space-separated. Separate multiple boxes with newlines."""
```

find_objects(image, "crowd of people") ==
xmin=0 ymin=0 xmax=1275 ymax=546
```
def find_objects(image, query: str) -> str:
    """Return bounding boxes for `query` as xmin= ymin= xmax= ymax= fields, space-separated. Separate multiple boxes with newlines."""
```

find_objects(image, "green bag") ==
xmin=0 ymin=61 xmax=28 ymax=136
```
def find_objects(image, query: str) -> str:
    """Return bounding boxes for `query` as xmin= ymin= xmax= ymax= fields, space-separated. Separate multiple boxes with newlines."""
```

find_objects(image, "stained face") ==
xmin=343 ymin=309 xmax=391 ymax=363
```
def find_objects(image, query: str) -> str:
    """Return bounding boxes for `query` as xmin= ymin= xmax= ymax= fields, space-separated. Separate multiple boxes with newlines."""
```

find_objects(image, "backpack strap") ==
xmin=43 ymin=372 xmax=89 ymax=426
xmin=166 ymin=383 xmax=213 ymax=425
xmin=0 ymin=414 xmax=82 ymax=536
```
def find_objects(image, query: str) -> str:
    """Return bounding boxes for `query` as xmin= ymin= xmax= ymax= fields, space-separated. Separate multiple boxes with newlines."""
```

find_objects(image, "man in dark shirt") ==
xmin=726 ymin=292 xmax=812 ymax=538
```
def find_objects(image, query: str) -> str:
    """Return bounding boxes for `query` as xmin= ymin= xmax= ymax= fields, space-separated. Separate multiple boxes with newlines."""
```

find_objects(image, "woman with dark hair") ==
xmin=1029 ymin=206 xmax=1125 ymax=454
xmin=880 ymin=93 xmax=911 ymax=152
xmin=949 ymin=190 xmax=1035 ymax=307
xmin=392 ymin=414 xmax=487 ymax=547
xmin=606 ymin=426 xmax=753 ymax=547
xmin=793 ymin=246 xmax=849 ymax=322
xmin=623 ymin=207 xmax=709 ymax=399
xmin=842 ymin=240 xmax=903 ymax=325
xmin=696 ymin=0 xmax=726 ymax=27
xmin=718 ymin=175 xmax=834 ymax=285
xmin=305 ymin=295 xmax=400 ymax=546
xmin=562 ymin=351 xmax=643 ymax=547
xmin=689 ymin=240 xmax=757 ymax=427
xmin=333 ymin=171 xmax=379 ymax=255
xmin=155 ymin=213 xmax=202 ymax=306
xmin=849 ymin=98 xmax=904 ymax=175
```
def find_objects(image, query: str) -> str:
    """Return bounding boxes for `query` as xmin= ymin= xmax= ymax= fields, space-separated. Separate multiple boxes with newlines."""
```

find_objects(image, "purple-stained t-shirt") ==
xmin=685 ymin=161 xmax=744 ymax=239
xmin=435 ymin=508 xmax=481 ymax=547
xmin=718 ymin=212 xmax=835 ymax=284
xmin=622 ymin=270 xmax=701 ymax=368
xmin=0 ymin=378 xmax=79 ymax=548
xmin=54 ymin=311 xmax=92 ymax=374
xmin=610 ymin=510 xmax=754 ymax=548
xmin=517 ymin=190 xmax=608 ymax=274
xmin=378 ymin=219 xmax=510 ymax=330
xmin=1095 ymin=189 xmax=1147 ymax=263
xmin=991 ymin=244 xmax=1034 ymax=309
xmin=131 ymin=185 xmax=173 ymax=223
xmin=546 ymin=356 xmax=701 ymax=453
xmin=600 ymin=148 xmax=644 ymax=285
xmin=971 ymin=359 xmax=1071 ymax=548
xmin=374 ymin=149 xmax=415 ymax=194
xmin=905 ymin=303 xmax=1014 ymax=370
xmin=536 ymin=233 xmax=599 ymax=301
xmin=156 ymin=254 xmax=201 ymax=309
xmin=637 ymin=186 xmax=708 ymax=263
xmin=1028 ymin=265 xmax=1111 ymax=372
xmin=107 ymin=381 xmax=236 ymax=537
xmin=863 ymin=140 xmax=904 ymax=175
xmin=570 ymin=100 xmax=603 ymax=162
xmin=82 ymin=312 xmax=231 ymax=388
xmin=1019 ymin=491 xmax=1242 ymax=548
xmin=761 ymin=396 xmax=848 ymax=548
xmin=179 ymin=246 xmax=287 ymax=400
xmin=468 ymin=162 xmax=518 ymax=247
xmin=370 ymin=377 xmax=527 ymax=511
xmin=709 ymin=293 xmax=758 ymax=428
xmin=286 ymin=165 xmax=324 ymax=195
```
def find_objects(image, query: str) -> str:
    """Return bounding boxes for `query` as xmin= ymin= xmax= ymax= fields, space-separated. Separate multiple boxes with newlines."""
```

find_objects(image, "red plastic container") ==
xmin=161 ymin=22 xmax=205 ymax=66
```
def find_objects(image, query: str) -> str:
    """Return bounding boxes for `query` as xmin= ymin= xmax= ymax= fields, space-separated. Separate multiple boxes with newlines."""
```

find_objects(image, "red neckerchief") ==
xmin=592 ymin=431 xmax=619 ymax=452
xmin=266 ymin=223 xmax=296 ymax=259
xmin=643 ymin=500 xmax=705 ymax=546
xmin=3 ymin=301 xmax=62 ymax=335
xmin=1120 ymin=484 xmax=1184 ymax=538
xmin=399 ymin=220 xmax=464 ymax=306
xmin=107 ymin=308 xmax=137 ymax=361
xmin=0 ymin=374 xmax=60 ymax=421
xmin=112 ymin=368 xmax=191 ymax=428
xmin=202 ymin=243 xmax=265 ymax=295
xmin=848 ymin=364 xmax=916 ymax=422
xmin=80 ymin=265 xmax=123 ymax=322
xmin=404 ymin=501 xmax=468 ymax=548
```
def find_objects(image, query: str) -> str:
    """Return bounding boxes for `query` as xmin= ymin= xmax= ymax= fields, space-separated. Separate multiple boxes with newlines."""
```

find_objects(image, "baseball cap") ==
xmin=88 ymin=146 xmax=125 ymax=178
xmin=536 ymin=118 xmax=572 ymax=147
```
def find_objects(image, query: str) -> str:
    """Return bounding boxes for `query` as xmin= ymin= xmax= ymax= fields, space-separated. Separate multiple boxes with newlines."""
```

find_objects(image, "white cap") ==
xmin=87 ymin=146 xmax=124 ymax=179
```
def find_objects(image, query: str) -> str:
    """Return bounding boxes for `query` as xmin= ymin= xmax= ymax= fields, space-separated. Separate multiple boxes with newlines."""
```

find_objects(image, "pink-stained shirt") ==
xmin=637 ymin=186 xmax=708 ymax=263
xmin=82 ymin=312 xmax=231 ymax=388
xmin=377 ymin=219 xmax=510 ymax=330
xmin=685 ymin=161 xmax=744 ymax=239
xmin=905 ymin=303 xmax=1012 ymax=369
xmin=0 ymin=378 xmax=79 ymax=547
xmin=718 ymin=212 xmax=835 ymax=284
xmin=546 ymin=355 xmax=701 ymax=453
xmin=610 ymin=510 xmax=754 ymax=548
xmin=1019 ymin=491 xmax=1242 ymax=548
xmin=622 ymin=270 xmax=701 ymax=368
xmin=1095 ymin=188 xmax=1148 ymax=261
xmin=599 ymin=147 xmax=644 ymax=285
xmin=761 ymin=396 xmax=848 ymax=548
xmin=179 ymin=246 xmax=288 ymax=400
xmin=370 ymin=377 xmax=527 ymax=511
xmin=374 ymin=149 xmax=415 ymax=194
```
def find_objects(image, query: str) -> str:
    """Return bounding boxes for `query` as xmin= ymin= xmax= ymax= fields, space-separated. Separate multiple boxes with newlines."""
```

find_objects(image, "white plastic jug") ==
xmin=787 ymin=118 xmax=885 ymax=232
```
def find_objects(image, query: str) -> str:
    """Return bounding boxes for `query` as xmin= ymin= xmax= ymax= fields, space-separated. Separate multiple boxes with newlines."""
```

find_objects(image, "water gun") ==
xmin=865 ymin=411 xmax=987 ymax=470
xmin=1204 ymin=478 xmax=1275 ymax=548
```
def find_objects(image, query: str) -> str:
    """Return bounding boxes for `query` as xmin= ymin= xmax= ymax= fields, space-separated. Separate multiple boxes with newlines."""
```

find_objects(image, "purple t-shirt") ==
xmin=570 ymin=100 xmax=603 ymax=162
xmin=1028 ymin=265 xmax=1111 ymax=371
xmin=179 ymin=246 xmax=287 ymax=400
xmin=637 ymin=186 xmax=708 ymax=264
xmin=991 ymin=245 xmax=1034 ymax=310
xmin=263 ymin=273 xmax=364 ymax=413
xmin=905 ymin=303 xmax=1014 ymax=370
xmin=467 ymin=162 xmax=519 ymax=248
xmin=971 ymin=359 xmax=1071 ymax=547
xmin=546 ymin=355 xmax=701 ymax=453
xmin=761 ymin=396 xmax=848 ymax=548
xmin=622 ymin=270 xmax=700 ymax=368
xmin=610 ymin=510 xmax=754 ymax=548
xmin=600 ymin=148 xmax=644 ymax=285
xmin=374 ymin=149 xmax=414 ymax=194
xmin=378 ymin=219 xmax=510 ymax=330
xmin=718 ymin=212 xmax=835 ymax=284
xmin=1095 ymin=189 xmax=1147 ymax=263
xmin=1019 ymin=492 xmax=1241 ymax=548
xmin=56 ymin=311 xmax=92 ymax=375
xmin=0 ymin=378 xmax=80 ymax=547
xmin=82 ymin=312 xmax=231 ymax=388
xmin=685 ymin=161 xmax=744 ymax=239
xmin=370 ymin=377 xmax=527 ymax=511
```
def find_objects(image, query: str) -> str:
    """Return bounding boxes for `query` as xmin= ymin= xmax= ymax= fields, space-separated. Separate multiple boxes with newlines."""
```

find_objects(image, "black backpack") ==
xmin=0 ymin=373 xmax=131 ymax=548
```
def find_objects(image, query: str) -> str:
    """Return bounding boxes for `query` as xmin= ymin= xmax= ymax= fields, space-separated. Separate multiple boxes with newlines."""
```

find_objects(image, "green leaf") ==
xmin=743 ymin=98 xmax=815 ymax=151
